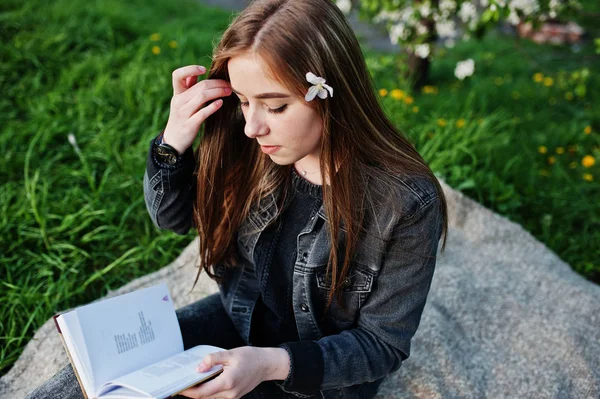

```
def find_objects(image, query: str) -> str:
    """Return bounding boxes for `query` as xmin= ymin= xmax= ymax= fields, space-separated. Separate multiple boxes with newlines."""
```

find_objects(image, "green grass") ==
xmin=1 ymin=0 xmax=598 ymax=375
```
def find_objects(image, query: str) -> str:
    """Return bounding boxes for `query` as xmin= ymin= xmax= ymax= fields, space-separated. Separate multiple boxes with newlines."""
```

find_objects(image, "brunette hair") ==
xmin=192 ymin=0 xmax=448 ymax=315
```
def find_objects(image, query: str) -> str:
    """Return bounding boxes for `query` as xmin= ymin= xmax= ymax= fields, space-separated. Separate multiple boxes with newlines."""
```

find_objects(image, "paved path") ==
xmin=198 ymin=0 xmax=400 ymax=53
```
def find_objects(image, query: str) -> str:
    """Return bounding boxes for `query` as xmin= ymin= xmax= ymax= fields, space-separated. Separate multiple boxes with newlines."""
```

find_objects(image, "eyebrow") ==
xmin=231 ymin=88 xmax=290 ymax=99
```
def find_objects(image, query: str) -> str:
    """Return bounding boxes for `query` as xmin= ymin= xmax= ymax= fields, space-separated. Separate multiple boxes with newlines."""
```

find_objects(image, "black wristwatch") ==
xmin=153 ymin=132 xmax=182 ymax=166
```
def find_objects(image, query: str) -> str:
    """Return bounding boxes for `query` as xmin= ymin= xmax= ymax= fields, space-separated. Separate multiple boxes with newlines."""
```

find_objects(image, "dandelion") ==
xmin=538 ymin=146 xmax=548 ymax=154
xmin=168 ymin=40 xmax=177 ymax=48
xmin=390 ymin=89 xmax=404 ymax=100
xmin=533 ymin=73 xmax=543 ymax=82
xmin=582 ymin=155 xmax=596 ymax=168
xmin=422 ymin=85 xmax=438 ymax=94
xmin=456 ymin=119 xmax=466 ymax=128
xmin=152 ymin=46 xmax=161 ymax=55
xmin=403 ymin=96 xmax=414 ymax=105
xmin=565 ymin=92 xmax=573 ymax=101
xmin=68 ymin=133 xmax=81 ymax=155
xmin=556 ymin=147 xmax=565 ymax=154
xmin=548 ymin=156 xmax=556 ymax=165
xmin=437 ymin=118 xmax=447 ymax=127
xmin=412 ymin=106 xmax=420 ymax=113
xmin=584 ymin=126 xmax=592 ymax=135
xmin=150 ymin=33 xmax=161 ymax=41
xmin=539 ymin=169 xmax=550 ymax=176
xmin=427 ymin=132 xmax=435 ymax=139
xmin=569 ymin=162 xmax=577 ymax=169
xmin=583 ymin=173 xmax=594 ymax=182
xmin=454 ymin=59 xmax=475 ymax=80
xmin=543 ymin=77 xmax=554 ymax=87
xmin=379 ymin=88 xmax=388 ymax=97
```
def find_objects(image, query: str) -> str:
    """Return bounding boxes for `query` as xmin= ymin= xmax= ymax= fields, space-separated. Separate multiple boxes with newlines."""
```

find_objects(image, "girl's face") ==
xmin=227 ymin=54 xmax=324 ymax=180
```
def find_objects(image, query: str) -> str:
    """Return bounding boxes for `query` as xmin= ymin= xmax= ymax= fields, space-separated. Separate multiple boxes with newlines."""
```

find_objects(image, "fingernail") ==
xmin=198 ymin=66 xmax=206 ymax=72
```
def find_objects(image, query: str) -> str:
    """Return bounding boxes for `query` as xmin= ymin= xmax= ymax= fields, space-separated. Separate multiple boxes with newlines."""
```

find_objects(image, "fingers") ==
xmin=198 ymin=351 xmax=226 ymax=372
xmin=172 ymin=65 xmax=206 ymax=95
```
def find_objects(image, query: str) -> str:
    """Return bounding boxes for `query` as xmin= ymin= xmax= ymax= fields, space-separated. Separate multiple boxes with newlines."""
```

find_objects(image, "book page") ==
xmin=97 ymin=345 xmax=225 ymax=399
xmin=57 ymin=311 xmax=94 ymax=396
xmin=74 ymin=283 xmax=183 ymax=394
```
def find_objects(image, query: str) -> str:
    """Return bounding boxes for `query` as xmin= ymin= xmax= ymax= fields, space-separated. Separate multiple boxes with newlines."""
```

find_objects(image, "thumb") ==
xmin=197 ymin=351 xmax=227 ymax=372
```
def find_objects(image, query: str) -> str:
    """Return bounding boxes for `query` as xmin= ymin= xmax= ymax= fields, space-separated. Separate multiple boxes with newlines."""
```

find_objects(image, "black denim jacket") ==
xmin=143 ymin=135 xmax=444 ymax=399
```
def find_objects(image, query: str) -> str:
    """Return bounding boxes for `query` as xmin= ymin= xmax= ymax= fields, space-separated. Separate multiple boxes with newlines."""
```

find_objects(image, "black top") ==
xmin=250 ymin=167 xmax=323 ymax=347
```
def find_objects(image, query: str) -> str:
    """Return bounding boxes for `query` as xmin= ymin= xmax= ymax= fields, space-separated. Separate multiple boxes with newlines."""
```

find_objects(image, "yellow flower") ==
xmin=584 ymin=126 xmax=592 ymax=135
xmin=583 ymin=173 xmax=594 ymax=182
xmin=427 ymin=132 xmax=435 ymax=139
xmin=403 ymin=96 xmax=414 ymax=105
xmin=555 ymin=147 xmax=565 ymax=154
xmin=422 ymin=85 xmax=438 ymax=94
xmin=543 ymin=77 xmax=554 ymax=87
xmin=437 ymin=118 xmax=447 ymax=127
xmin=538 ymin=146 xmax=548 ymax=154
xmin=582 ymin=155 xmax=596 ymax=168
xmin=168 ymin=40 xmax=177 ymax=48
xmin=569 ymin=162 xmax=577 ymax=169
xmin=539 ymin=169 xmax=550 ymax=176
xmin=565 ymin=92 xmax=573 ymax=101
xmin=379 ymin=88 xmax=388 ymax=97
xmin=412 ymin=106 xmax=419 ymax=113
xmin=548 ymin=156 xmax=556 ymax=165
xmin=533 ymin=73 xmax=543 ymax=82
xmin=456 ymin=119 xmax=466 ymax=128
xmin=152 ymin=46 xmax=161 ymax=55
xmin=390 ymin=89 xmax=404 ymax=100
xmin=494 ymin=77 xmax=503 ymax=85
xmin=150 ymin=33 xmax=161 ymax=41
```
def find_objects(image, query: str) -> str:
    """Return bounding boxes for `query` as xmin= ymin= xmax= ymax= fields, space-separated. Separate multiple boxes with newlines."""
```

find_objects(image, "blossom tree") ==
xmin=335 ymin=0 xmax=581 ymax=88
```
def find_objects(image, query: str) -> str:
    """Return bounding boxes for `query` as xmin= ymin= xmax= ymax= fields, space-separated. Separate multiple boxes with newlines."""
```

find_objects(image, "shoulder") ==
xmin=364 ymin=166 xmax=440 ymax=222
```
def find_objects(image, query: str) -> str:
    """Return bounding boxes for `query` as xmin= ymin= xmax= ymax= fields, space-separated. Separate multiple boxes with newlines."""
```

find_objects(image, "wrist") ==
xmin=161 ymin=130 xmax=187 ymax=155
xmin=262 ymin=347 xmax=290 ymax=382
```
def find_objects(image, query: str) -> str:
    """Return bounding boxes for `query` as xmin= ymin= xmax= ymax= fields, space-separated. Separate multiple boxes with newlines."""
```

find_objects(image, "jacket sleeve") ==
xmin=276 ymin=196 xmax=444 ymax=396
xmin=143 ymin=133 xmax=197 ymax=235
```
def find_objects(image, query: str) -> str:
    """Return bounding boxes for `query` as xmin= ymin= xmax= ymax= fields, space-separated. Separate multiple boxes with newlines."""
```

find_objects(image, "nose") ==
xmin=243 ymin=106 xmax=269 ymax=139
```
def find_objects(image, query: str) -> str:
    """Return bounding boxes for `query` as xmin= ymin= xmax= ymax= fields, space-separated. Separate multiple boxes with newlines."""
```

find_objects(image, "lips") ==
xmin=260 ymin=145 xmax=281 ymax=155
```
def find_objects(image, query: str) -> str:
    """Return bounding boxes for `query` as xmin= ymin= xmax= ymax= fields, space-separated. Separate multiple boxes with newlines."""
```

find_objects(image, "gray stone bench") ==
xmin=2 ymin=180 xmax=599 ymax=398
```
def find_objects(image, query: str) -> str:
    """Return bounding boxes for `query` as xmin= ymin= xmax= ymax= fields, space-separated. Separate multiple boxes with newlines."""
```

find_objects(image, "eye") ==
xmin=239 ymin=101 xmax=287 ymax=114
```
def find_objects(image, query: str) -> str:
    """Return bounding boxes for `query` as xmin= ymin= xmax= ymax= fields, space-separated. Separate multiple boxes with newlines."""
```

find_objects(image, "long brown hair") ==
xmin=192 ymin=0 xmax=448 ymax=315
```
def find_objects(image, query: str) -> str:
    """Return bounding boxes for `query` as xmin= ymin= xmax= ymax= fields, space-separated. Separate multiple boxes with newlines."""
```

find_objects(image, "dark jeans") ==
xmin=27 ymin=293 xmax=300 ymax=399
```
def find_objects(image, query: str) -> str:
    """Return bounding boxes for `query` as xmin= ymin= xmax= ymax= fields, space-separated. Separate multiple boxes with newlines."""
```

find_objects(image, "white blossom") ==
xmin=305 ymin=72 xmax=333 ymax=101
xmin=336 ymin=0 xmax=352 ymax=15
xmin=480 ymin=0 xmax=490 ymax=7
xmin=419 ymin=2 xmax=432 ymax=17
xmin=459 ymin=2 xmax=477 ymax=22
xmin=439 ymin=0 xmax=457 ymax=14
xmin=454 ymin=59 xmax=475 ymax=80
xmin=389 ymin=22 xmax=409 ymax=44
xmin=414 ymin=43 xmax=431 ymax=58
xmin=436 ymin=20 xmax=457 ymax=37
xmin=416 ymin=22 xmax=429 ymax=35
xmin=509 ymin=0 xmax=540 ymax=17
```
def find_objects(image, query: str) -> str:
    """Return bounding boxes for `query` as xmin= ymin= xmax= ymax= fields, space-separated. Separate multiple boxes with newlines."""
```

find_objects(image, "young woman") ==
xmin=29 ymin=0 xmax=447 ymax=398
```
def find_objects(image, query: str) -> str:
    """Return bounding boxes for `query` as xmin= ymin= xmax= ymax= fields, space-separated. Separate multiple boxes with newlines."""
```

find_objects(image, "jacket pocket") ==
xmin=314 ymin=264 xmax=374 ymax=328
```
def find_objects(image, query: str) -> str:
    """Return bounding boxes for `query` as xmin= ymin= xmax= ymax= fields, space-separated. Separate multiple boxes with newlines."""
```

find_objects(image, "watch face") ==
xmin=155 ymin=145 xmax=178 ymax=165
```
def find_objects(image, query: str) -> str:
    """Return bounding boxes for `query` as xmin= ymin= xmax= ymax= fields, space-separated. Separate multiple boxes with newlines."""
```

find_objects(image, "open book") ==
xmin=54 ymin=283 xmax=225 ymax=399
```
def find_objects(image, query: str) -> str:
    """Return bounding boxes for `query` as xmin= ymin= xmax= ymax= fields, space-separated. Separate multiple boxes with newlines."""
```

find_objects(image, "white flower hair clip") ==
xmin=305 ymin=72 xmax=333 ymax=101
